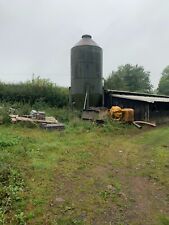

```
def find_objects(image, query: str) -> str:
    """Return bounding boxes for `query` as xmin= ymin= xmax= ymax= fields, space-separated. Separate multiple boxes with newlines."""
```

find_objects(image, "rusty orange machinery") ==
xmin=108 ymin=106 xmax=134 ymax=122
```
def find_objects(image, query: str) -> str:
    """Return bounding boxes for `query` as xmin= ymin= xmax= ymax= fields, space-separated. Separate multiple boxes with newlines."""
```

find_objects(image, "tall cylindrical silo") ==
xmin=71 ymin=34 xmax=103 ymax=108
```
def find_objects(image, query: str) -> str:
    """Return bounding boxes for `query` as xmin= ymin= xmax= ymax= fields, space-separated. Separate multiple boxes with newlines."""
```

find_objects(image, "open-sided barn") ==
xmin=104 ymin=90 xmax=169 ymax=124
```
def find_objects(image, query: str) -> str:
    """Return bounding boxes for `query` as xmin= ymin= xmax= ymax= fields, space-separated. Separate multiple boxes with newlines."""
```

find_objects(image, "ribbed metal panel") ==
xmin=71 ymin=35 xmax=103 ymax=108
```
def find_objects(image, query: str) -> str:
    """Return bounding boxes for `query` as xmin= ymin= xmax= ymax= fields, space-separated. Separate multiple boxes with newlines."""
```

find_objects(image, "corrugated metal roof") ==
xmin=106 ymin=89 xmax=169 ymax=98
xmin=112 ymin=94 xmax=169 ymax=103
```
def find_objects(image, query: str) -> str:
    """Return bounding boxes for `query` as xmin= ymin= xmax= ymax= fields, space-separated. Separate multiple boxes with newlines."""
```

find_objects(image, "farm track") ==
xmin=0 ymin=125 xmax=169 ymax=224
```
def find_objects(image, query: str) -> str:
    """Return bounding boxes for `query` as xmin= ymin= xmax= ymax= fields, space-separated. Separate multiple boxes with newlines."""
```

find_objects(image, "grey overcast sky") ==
xmin=0 ymin=0 xmax=169 ymax=88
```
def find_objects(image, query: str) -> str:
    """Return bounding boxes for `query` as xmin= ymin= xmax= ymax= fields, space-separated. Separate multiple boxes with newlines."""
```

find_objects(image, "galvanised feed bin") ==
xmin=71 ymin=34 xmax=103 ymax=108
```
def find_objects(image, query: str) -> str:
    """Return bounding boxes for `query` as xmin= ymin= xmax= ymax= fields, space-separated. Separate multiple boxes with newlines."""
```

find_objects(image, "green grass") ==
xmin=0 ymin=121 xmax=169 ymax=224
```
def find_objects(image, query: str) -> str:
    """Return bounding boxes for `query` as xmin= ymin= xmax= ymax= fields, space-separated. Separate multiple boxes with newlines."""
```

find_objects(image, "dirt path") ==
xmin=125 ymin=176 xmax=169 ymax=225
xmin=40 ymin=128 xmax=169 ymax=224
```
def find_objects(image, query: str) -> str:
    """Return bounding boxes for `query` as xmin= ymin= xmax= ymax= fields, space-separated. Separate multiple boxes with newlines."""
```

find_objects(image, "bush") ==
xmin=0 ymin=77 xmax=69 ymax=107
xmin=0 ymin=107 xmax=11 ymax=124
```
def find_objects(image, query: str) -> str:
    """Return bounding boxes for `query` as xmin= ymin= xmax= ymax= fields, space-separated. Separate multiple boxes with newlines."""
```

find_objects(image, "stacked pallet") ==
xmin=10 ymin=113 xmax=65 ymax=131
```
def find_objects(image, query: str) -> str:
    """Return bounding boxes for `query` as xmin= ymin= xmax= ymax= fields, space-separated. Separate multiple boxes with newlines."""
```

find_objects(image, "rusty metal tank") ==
xmin=71 ymin=34 xmax=103 ymax=108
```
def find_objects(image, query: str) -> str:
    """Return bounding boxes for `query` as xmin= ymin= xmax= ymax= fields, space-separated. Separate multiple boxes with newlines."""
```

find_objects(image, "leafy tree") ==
xmin=104 ymin=64 xmax=152 ymax=93
xmin=158 ymin=66 xmax=169 ymax=95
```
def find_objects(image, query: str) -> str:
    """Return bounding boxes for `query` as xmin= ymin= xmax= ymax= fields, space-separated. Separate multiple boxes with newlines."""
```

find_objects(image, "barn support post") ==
xmin=69 ymin=87 xmax=72 ymax=108
xmin=145 ymin=103 xmax=150 ymax=121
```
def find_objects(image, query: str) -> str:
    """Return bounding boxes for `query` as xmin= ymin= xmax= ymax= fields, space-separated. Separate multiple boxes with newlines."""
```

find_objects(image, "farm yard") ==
xmin=0 ymin=117 xmax=169 ymax=225
xmin=1 ymin=1 xmax=169 ymax=224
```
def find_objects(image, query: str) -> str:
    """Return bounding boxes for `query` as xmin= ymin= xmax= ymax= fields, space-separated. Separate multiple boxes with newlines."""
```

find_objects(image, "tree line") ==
xmin=0 ymin=77 xmax=69 ymax=107
xmin=104 ymin=64 xmax=169 ymax=95
xmin=0 ymin=64 xmax=169 ymax=108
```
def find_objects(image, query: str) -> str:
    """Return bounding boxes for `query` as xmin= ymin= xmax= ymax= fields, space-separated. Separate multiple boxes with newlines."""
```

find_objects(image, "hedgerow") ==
xmin=0 ymin=77 xmax=69 ymax=107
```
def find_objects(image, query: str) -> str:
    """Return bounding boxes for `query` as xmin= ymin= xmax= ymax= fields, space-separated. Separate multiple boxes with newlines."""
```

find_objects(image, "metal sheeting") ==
xmin=74 ymin=34 xmax=99 ymax=47
xmin=71 ymin=34 xmax=103 ymax=108
xmin=112 ymin=94 xmax=169 ymax=103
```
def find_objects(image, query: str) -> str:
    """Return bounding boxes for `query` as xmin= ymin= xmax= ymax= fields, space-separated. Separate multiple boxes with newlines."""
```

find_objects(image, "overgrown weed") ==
xmin=0 ymin=163 xmax=25 ymax=224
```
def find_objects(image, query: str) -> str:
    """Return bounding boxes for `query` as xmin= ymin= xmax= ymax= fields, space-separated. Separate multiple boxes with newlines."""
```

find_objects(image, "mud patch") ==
xmin=126 ymin=176 xmax=169 ymax=225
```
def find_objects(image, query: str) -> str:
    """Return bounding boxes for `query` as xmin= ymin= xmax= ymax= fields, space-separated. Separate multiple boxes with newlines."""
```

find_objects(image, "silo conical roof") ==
xmin=74 ymin=34 xmax=99 ymax=47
